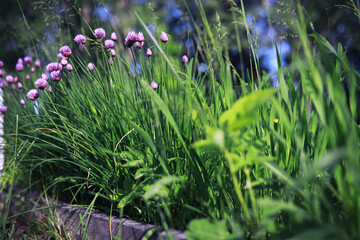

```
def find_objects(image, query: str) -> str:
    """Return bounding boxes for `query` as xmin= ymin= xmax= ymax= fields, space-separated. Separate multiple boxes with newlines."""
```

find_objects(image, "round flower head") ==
xmin=48 ymin=86 xmax=52 ymax=93
xmin=79 ymin=43 xmax=84 ymax=51
xmin=17 ymin=82 xmax=23 ymax=89
xmin=146 ymin=49 xmax=152 ymax=57
xmin=14 ymin=76 xmax=18 ymax=82
xmin=110 ymin=49 xmax=116 ymax=57
xmin=104 ymin=39 xmax=115 ymax=49
xmin=137 ymin=32 xmax=145 ymax=42
xmin=24 ymin=56 xmax=32 ymax=64
xmin=66 ymin=64 xmax=73 ymax=71
xmin=59 ymin=46 xmax=72 ymax=58
xmin=26 ymin=74 xmax=31 ymax=80
xmin=20 ymin=99 xmax=25 ymax=105
xmin=27 ymin=89 xmax=39 ymax=101
xmin=6 ymin=75 xmax=14 ymax=83
xmin=111 ymin=32 xmax=117 ymax=41
xmin=17 ymin=58 xmax=23 ymax=64
xmin=58 ymin=53 xmax=65 ymax=60
xmin=151 ymin=81 xmax=158 ymax=90
xmin=135 ymin=41 xmax=144 ymax=49
xmin=94 ymin=28 xmax=106 ymax=41
xmin=16 ymin=63 xmax=24 ymax=71
xmin=0 ymin=69 xmax=4 ymax=76
xmin=31 ymin=67 xmax=35 ymax=72
xmin=88 ymin=63 xmax=95 ymax=71
xmin=0 ymin=82 xmax=5 ymax=89
xmin=50 ymin=70 xmax=61 ymax=81
xmin=74 ymin=34 xmax=86 ymax=44
xmin=182 ymin=55 xmax=189 ymax=63
xmin=42 ymin=73 xmax=48 ymax=81
xmin=35 ymin=78 xmax=47 ymax=90
xmin=125 ymin=31 xmax=138 ymax=48
xmin=0 ymin=106 xmax=7 ymax=114
xmin=34 ymin=59 xmax=41 ymax=67
xmin=11 ymin=84 xmax=16 ymax=90
xmin=160 ymin=31 xmax=168 ymax=43
xmin=60 ymin=58 xmax=68 ymax=66
xmin=46 ymin=62 xmax=62 ymax=72
xmin=0 ymin=61 xmax=3 ymax=68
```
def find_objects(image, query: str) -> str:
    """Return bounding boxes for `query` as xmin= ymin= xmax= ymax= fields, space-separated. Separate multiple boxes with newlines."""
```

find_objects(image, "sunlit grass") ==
xmin=1 ymin=0 xmax=360 ymax=239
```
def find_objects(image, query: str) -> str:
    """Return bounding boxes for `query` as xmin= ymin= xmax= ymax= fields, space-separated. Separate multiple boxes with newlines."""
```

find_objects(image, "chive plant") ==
xmin=1 ymin=0 xmax=360 ymax=239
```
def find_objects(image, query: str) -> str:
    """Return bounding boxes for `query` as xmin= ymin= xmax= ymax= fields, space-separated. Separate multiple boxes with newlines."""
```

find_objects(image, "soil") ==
xmin=0 ymin=186 xmax=62 ymax=239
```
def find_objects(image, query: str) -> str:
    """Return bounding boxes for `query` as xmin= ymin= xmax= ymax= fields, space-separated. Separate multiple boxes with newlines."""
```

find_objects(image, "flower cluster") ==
xmin=94 ymin=28 xmax=106 ymax=42
xmin=0 ymin=106 xmax=7 ymax=117
xmin=74 ymin=34 xmax=86 ymax=51
xmin=124 ymin=31 xmax=145 ymax=48
xmin=27 ymin=89 xmax=39 ymax=101
xmin=1 ymin=26 xmax=183 ymax=114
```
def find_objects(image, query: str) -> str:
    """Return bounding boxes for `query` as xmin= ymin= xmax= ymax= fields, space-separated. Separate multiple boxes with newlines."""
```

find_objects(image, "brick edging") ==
xmin=1 ymin=186 xmax=187 ymax=240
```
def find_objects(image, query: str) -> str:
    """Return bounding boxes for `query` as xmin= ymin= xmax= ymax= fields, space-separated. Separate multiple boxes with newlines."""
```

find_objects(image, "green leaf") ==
xmin=220 ymin=88 xmax=276 ymax=130
xmin=186 ymin=219 xmax=242 ymax=240
xmin=143 ymin=176 xmax=180 ymax=200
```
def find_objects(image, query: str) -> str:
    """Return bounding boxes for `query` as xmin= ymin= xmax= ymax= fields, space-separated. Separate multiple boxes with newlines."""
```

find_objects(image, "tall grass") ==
xmin=1 ymin=0 xmax=360 ymax=239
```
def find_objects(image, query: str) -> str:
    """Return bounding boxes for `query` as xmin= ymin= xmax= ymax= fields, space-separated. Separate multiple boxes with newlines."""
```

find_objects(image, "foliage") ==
xmin=1 ymin=0 xmax=360 ymax=239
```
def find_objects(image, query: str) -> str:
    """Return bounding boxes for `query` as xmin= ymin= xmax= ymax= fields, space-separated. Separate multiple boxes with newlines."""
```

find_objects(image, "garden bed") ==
xmin=0 ymin=185 xmax=186 ymax=239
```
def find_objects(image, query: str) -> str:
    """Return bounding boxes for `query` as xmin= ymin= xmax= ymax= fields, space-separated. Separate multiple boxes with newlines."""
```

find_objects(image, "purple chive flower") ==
xmin=6 ymin=75 xmax=14 ymax=83
xmin=42 ymin=73 xmax=48 ymax=81
xmin=14 ymin=76 xmax=18 ymax=82
xmin=48 ymin=86 xmax=52 ymax=93
xmin=11 ymin=84 xmax=16 ymax=90
xmin=59 ymin=46 xmax=72 ymax=58
xmin=111 ymin=32 xmax=117 ymax=41
xmin=88 ymin=63 xmax=95 ymax=71
xmin=17 ymin=82 xmax=23 ymax=89
xmin=0 ymin=69 xmax=4 ymax=76
xmin=46 ymin=62 xmax=62 ymax=72
xmin=66 ymin=64 xmax=73 ymax=71
xmin=151 ymin=81 xmax=158 ymax=90
xmin=0 ymin=61 xmax=3 ymax=68
xmin=137 ymin=32 xmax=145 ymax=42
xmin=94 ymin=28 xmax=106 ymax=41
xmin=146 ymin=49 xmax=152 ymax=57
xmin=124 ymin=31 xmax=138 ymax=48
xmin=27 ymin=89 xmax=39 ymax=101
xmin=60 ymin=58 xmax=68 ymax=66
xmin=50 ymin=71 xmax=61 ymax=81
xmin=17 ymin=58 xmax=23 ymax=64
xmin=104 ymin=39 xmax=115 ymax=49
xmin=110 ymin=49 xmax=116 ymax=57
xmin=108 ymin=58 xmax=114 ymax=65
xmin=135 ymin=41 xmax=144 ymax=49
xmin=34 ymin=59 xmax=41 ymax=67
xmin=58 ymin=53 xmax=65 ymax=60
xmin=24 ymin=56 xmax=32 ymax=64
xmin=0 ymin=106 xmax=7 ymax=115
xmin=26 ymin=74 xmax=31 ymax=80
xmin=182 ymin=55 xmax=189 ymax=63
xmin=31 ymin=67 xmax=35 ymax=72
xmin=160 ymin=31 xmax=168 ymax=43
xmin=74 ymin=34 xmax=86 ymax=44
xmin=35 ymin=78 xmax=47 ymax=90
xmin=16 ymin=63 xmax=24 ymax=71
xmin=20 ymin=99 xmax=25 ymax=105
xmin=0 ymin=82 xmax=5 ymax=89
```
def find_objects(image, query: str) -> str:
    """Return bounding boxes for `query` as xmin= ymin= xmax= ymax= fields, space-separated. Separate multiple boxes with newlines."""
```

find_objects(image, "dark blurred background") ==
xmin=0 ymin=0 xmax=359 ymax=79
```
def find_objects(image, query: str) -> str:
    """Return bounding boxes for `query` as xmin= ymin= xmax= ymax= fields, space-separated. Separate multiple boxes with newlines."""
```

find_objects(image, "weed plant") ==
xmin=1 ymin=0 xmax=360 ymax=239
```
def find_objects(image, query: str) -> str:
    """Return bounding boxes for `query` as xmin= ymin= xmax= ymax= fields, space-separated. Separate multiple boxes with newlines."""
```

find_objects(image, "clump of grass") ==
xmin=1 ymin=0 xmax=360 ymax=239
